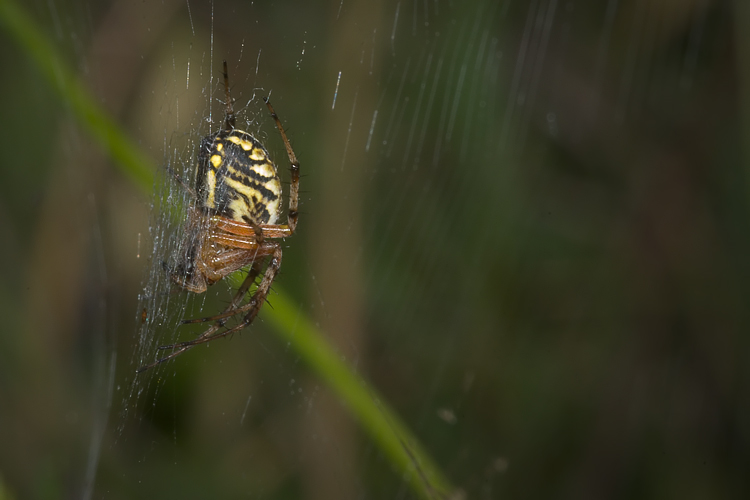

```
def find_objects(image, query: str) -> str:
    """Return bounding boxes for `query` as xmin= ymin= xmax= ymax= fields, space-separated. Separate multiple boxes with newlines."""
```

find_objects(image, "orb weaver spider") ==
xmin=138 ymin=61 xmax=299 ymax=372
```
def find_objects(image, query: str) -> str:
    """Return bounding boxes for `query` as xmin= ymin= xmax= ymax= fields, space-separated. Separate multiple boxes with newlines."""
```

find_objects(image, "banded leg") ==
xmin=137 ymin=245 xmax=282 ymax=372
xmin=159 ymin=244 xmax=282 ymax=350
xmin=264 ymin=98 xmax=300 ymax=234
xmin=222 ymin=60 xmax=236 ymax=131
xmin=182 ymin=259 xmax=265 ymax=325
xmin=213 ymin=215 xmax=293 ymax=239
xmin=137 ymin=259 xmax=264 ymax=372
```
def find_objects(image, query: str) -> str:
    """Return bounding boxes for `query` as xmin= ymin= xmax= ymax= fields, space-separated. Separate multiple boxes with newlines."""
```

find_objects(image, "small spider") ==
xmin=138 ymin=61 xmax=299 ymax=372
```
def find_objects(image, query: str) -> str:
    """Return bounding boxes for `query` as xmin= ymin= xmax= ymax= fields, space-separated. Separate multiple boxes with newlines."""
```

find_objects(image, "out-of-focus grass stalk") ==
xmin=0 ymin=0 xmax=455 ymax=497
xmin=0 ymin=0 xmax=153 ymax=190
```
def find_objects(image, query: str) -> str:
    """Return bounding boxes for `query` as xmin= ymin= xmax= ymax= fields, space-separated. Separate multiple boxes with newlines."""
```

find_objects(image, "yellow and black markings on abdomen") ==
xmin=196 ymin=129 xmax=282 ymax=225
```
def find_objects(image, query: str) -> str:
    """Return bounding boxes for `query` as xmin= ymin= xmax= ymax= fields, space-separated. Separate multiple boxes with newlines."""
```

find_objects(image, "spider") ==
xmin=138 ymin=61 xmax=299 ymax=372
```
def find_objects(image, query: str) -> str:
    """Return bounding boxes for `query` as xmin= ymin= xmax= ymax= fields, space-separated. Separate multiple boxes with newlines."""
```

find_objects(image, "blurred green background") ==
xmin=1 ymin=0 xmax=749 ymax=498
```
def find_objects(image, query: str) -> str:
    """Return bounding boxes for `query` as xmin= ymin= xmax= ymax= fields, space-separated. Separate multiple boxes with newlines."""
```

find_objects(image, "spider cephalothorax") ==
xmin=139 ymin=61 xmax=299 ymax=372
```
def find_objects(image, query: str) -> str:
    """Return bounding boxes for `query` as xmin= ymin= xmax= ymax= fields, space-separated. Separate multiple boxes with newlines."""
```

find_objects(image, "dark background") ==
xmin=0 ymin=0 xmax=748 ymax=498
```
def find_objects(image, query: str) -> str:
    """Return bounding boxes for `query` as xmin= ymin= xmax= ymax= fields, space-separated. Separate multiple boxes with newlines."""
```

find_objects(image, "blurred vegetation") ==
xmin=1 ymin=0 xmax=749 ymax=499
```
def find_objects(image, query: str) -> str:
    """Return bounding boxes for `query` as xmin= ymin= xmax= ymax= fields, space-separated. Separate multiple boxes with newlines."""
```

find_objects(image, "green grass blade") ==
xmin=264 ymin=290 xmax=455 ymax=498
xmin=0 ymin=0 xmax=154 ymax=190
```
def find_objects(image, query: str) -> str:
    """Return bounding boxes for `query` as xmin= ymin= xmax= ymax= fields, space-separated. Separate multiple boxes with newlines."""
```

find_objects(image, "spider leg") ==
xmin=264 ymin=98 xmax=300 ymax=234
xmin=214 ymin=216 xmax=294 ymax=239
xmin=223 ymin=60 xmax=236 ymax=131
xmin=209 ymin=217 xmax=272 ymax=248
xmin=166 ymin=165 xmax=197 ymax=199
xmin=210 ymin=234 xmax=262 ymax=250
xmin=137 ymin=254 xmax=266 ymax=373
xmin=160 ymin=244 xmax=282 ymax=351
xmin=178 ymin=227 xmax=274 ymax=326
xmin=136 ymin=343 xmax=197 ymax=373
xmin=181 ymin=259 xmax=264 ymax=325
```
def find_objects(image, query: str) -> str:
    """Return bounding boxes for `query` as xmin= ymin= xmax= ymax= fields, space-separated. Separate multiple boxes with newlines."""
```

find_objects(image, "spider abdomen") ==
xmin=196 ymin=129 xmax=283 ymax=225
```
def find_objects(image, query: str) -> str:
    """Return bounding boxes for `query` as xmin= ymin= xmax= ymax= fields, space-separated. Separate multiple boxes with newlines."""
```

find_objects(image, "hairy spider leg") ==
xmin=264 ymin=97 xmax=300 ymax=234
xmin=209 ymin=259 xmax=265 ymax=323
xmin=158 ymin=244 xmax=282 ymax=351
xmin=136 ymin=257 xmax=266 ymax=373
xmin=223 ymin=60 xmax=236 ymax=131
xmin=213 ymin=216 xmax=294 ymax=239
xmin=182 ymin=244 xmax=275 ymax=325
